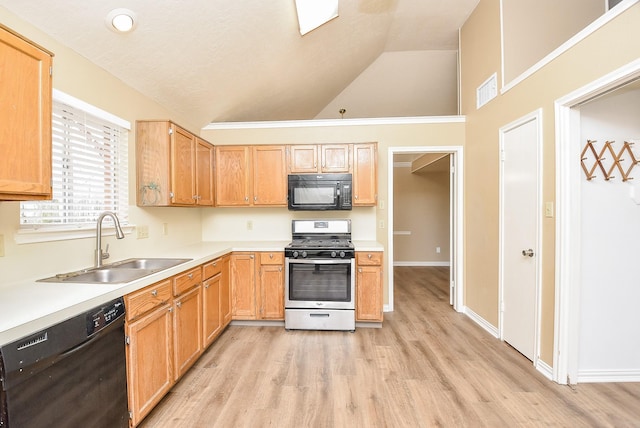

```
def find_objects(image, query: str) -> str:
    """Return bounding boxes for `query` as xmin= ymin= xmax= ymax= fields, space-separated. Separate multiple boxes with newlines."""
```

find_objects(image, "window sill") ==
xmin=15 ymin=225 xmax=135 ymax=244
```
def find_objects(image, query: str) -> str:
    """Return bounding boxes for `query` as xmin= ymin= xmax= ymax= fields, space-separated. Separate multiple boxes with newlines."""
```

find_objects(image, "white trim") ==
xmin=393 ymin=261 xmax=451 ymax=267
xmin=53 ymin=89 xmax=131 ymax=130
xmin=203 ymin=115 xmax=465 ymax=130
xmin=554 ymin=58 xmax=640 ymax=385
xmin=498 ymin=109 xmax=544 ymax=368
xmin=15 ymin=226 xmax=134 ymax=244
xmin=577 ymin=369 xmax=640 ymax=383
xmin=387 ymin=146 xmax=464 ymax=314
xmin=501 ymin=0 xmax=639 ymax=93
xmin=536 ymin=359 xmax=554 ymax=381
xmin=463 ymin=306 xmax=499 ymax=338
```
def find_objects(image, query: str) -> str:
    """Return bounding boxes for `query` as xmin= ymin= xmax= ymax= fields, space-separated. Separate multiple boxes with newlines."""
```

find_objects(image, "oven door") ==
xmin=285 ymin=258 xmax=355 ymax=310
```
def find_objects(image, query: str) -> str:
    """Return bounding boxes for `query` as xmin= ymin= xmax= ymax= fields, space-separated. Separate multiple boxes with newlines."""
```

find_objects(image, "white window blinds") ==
xmin=20 ymin=94 xmax=129 ymax=229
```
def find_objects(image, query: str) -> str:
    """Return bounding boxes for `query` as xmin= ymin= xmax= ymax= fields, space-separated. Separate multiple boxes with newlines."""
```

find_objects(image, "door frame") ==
xmin=387 ymin=146 xmax=464 ymax=313
xmin=554 ymin=58 xmax=640 ymax=384
xmin=498 ymin=109 xmax=543 ymax=366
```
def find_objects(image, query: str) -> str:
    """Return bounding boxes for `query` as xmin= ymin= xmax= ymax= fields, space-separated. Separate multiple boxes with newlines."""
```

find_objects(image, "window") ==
xmin=20 ymin=91 xmax=130 ymax=236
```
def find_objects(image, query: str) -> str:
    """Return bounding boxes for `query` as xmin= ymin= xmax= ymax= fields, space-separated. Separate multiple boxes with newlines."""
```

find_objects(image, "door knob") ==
xmin=522 ymin=249 xmax=534 ymax=257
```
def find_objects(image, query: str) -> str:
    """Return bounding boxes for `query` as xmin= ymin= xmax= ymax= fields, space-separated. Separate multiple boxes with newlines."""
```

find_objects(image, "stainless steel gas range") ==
xmin=284 ymin=219 xmax=355 ymax=331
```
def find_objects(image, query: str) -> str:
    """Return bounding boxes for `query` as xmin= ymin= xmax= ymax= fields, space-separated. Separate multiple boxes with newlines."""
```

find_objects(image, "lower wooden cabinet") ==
xmin=124 ymin=283 xmax=174 ymax=428
xmin=173 ymin=285 xmax=203 ymax=380
xmin=356 ymin=252 xmax=384 ymax=322
xmin=231 ymin=252 xmax=284 ymax=321
xmin=202 ymin=255 xmax=231 ymax=347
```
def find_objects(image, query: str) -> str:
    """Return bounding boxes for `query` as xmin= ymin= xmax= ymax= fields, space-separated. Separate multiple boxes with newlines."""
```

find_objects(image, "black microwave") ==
xmin=288 ymin=174 xmax=352 ymax=211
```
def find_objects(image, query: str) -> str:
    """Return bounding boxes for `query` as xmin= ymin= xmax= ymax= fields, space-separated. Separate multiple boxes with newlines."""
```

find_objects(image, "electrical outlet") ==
xmin=436 ymin=246 xmax=441 ymax=254
xmin=247 ymin=221 xmax=253 ymax=230
xmin=162 ymin=223 xmax=169 ymax=235
xmin=137 ymin=225 xmax=149 ymax=239
xmin=0 ymin=234 xmax=4 ymax=257
xmin=379 ymin=220 xmax=385 ymax=229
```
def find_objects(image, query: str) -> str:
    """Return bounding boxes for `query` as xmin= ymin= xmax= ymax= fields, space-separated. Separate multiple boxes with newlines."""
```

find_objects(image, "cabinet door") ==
xmin=126 ymin=303 xmax=173 ymax=427
xmin=170 ymin=124 xmax=196 ymax=205
xmin=173 ymin=286 xmax=203 ymax=380
xmin=220 ymin=255 xmax=232 ymax=326
xmin=231 ymin=253 xmax=256 ymax=319
xmin=353 ymin=143 xmax=378 ymax=206
xmin=253 ymin=145 xmax=287 ymax=206
xmin=0 ymin=27 xmax=53 ymax=200
xmin=195 ymin=138 xmax=214 ymax=206
xmin=136 ymin=121 xmax=172 ymax=206
xmin=259 ymin=263 xmax=284 ymax=320
xmin=321 ymin=144 xmax=351 ymax=173
xmin=215 ymin=146 xmax=251 ymax=206
xmin=203 ymin=274 xmax=222 ymax=348
xmin=288 ymin=145 xmax=318 ymax=173
xmin=356 ymin=265 xmax=383 ymax=322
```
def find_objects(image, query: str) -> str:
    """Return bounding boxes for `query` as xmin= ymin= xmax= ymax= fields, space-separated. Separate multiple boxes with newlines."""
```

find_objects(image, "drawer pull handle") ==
xmin=151 ymin=290 xmax=158 ymax=297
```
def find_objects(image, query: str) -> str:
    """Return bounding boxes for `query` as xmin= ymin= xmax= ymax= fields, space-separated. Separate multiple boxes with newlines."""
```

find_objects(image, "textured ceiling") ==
xmin=0 ymin=0 xmax=479 ymax=126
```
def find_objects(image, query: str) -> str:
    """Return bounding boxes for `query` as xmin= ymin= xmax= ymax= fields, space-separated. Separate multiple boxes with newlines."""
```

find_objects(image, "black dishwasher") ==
xmin=0 ymin=297 xmax=128 ymax=428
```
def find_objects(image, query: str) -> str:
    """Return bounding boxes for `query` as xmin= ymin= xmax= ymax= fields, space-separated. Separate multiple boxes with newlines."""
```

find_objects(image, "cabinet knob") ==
xmin=254 ymin=196 xmax=257 ymax=201
xmin=188 ymin=273 xmax=193 ymax=279
xmin=151 ymin=289 xmax=158 ymax=297
xmin=358 ymin=268 xmax=362 ymax=273
xmin=205 ymin=284 xmax=209 ymax=289
xmin=176 ymin=301 xmax=182 ymax=308
xmin=269 ymin=253 xmax=273 ymax=259
xmin=368 ymin=254 xmax=372 ymax=259
xmin=245 ymin=196 xmax=249 ymax=202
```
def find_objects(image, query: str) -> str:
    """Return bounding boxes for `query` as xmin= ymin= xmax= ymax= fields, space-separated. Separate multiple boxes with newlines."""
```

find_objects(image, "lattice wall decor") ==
xmin=581 ymin=140 xmax=639 ymax=181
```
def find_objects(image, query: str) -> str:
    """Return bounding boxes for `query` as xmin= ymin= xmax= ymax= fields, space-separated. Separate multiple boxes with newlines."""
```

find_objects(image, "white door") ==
xmin=500 ymin=113 xmax=541 ymax=362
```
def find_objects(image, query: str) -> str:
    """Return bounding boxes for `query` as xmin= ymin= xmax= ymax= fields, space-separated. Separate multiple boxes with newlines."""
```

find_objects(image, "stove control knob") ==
xmin=339 ymin=251 xmax=345 ymax=258
xmin=331 ymin=251 xmax=337 ymax=258
xmin=292 ymin=251 xmax=299 ymax=258
xmin=301 ymin=251 xmax=307 ymax=258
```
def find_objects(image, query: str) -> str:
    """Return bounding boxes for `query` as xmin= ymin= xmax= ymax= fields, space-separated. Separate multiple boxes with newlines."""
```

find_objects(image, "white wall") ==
xmin=578 ymin=87 xmax=640 ymax=380
xmin=314 ymin=50 xmax=458 ymax=119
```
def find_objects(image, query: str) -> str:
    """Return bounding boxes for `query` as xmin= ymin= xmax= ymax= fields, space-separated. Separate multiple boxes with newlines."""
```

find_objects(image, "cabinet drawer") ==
xmin=125 ymin=279 xmax=172 ymax=321
xmin=356 ymin=252 xmax=382 ymax=266
xmin=259 ymin=252 xmax=284 ymax=265
xmin=203 ymin=258 xmax=222 ymax=279
xmin=174 ymin=267 xmax=202 ymax=296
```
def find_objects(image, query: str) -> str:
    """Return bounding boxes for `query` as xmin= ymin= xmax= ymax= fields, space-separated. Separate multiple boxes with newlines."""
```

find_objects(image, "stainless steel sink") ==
xmin=110 ymin=258 xmax=192 ymax=271
xmin=38 ymin=257 xmax=192 ymax=284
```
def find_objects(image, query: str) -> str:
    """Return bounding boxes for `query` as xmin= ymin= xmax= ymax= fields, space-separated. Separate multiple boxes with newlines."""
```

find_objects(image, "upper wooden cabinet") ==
xmin=288 ymin=144 xmax=351 ymax=173
xmin=353 ymin=143 xmax=378 ymax=206
xmin=215 ymin=145 xmax=287 ymax=207
xmin=136 ymin=120 xmax=214 ymax=207
xmin=0 ymin=25 xmax=53 ymax=201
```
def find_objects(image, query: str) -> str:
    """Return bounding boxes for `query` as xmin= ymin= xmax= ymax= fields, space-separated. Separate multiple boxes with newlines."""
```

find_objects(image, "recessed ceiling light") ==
xmin=105 ymin=8 xmax=137 ymax=33
xmin=295 ymin=0 xmax=338 ymax=36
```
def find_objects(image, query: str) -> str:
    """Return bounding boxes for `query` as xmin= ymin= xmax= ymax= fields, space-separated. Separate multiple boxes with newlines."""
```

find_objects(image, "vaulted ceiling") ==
xmin=0 ymin=0 xmax=479 ymax=125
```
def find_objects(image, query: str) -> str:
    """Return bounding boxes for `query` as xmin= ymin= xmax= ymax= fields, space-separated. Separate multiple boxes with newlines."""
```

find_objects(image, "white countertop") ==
xmin=0 ymin=240 xmax=383 ymax=346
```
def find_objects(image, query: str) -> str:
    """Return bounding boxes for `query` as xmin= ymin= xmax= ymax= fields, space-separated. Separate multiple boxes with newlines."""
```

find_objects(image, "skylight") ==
xmin=295 ymin=0 xmax=339 ymax=35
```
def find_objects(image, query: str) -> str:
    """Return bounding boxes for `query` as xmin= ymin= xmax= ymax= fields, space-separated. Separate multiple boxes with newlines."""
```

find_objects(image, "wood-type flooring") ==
xmin=140 ymin=266 xmax=640 ymax=427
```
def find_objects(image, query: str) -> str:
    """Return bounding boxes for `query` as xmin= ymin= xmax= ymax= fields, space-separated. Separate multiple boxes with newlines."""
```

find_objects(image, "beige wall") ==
xmin=0 ymin=8 xmax=204 ymax=285
xmin=393 ymin=165 xmax=450 ymax=264
xmin=460 ymin=0 xmax=640 ymax=365
xmin=502 ymin=0 xmax=603 ymax=83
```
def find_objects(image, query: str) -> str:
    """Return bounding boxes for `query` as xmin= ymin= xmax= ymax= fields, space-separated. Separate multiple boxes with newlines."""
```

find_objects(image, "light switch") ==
xmin=545 ymin=202 xmax=554 ymax=218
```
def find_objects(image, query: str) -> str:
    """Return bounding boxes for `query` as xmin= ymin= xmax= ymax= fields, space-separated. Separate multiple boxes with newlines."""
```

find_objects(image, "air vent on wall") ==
xmin=477 ymin=72 xmax=498 ymax=109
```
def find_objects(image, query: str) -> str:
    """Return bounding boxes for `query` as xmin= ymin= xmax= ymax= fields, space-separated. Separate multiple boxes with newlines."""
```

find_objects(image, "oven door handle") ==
xmin=286 ymin=258 xmax=353 ymax=265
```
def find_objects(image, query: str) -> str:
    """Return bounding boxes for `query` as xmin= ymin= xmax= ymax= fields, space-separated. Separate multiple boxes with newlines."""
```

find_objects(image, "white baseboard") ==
xmin=393 ymin=261 xmax=451 ymax=267
xmin=577 ymin=369 xmax=640 ymax=383
xmin=536 ymin=359 xmax=553 ymax=381
xmin=463 ymin=306 xmax=499 ymax=338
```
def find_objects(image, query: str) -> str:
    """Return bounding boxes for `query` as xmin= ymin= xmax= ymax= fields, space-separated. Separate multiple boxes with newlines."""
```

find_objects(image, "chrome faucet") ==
xmin=95 ymin=211 xmax=125 ymax=268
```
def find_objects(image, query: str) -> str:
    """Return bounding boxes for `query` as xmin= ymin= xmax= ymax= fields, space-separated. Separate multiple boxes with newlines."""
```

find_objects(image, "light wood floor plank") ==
xmin=140 ymin=266 xmax=640 ymax=427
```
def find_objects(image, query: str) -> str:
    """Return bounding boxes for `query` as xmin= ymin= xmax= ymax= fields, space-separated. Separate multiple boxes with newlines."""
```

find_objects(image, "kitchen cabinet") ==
xmin=0 ymin=25 xmax=53 ymax=201
xmin=202 ymin=257 xmax=226 ymax=347
xmin=352 ymin=143 xmax=378 ymax=206
xmin=220 ymin=255 xmax=232 ymax=326
xmin=258 ymin=252 xmax=285 ymax=320
xmin=355 ymin=252 xmax=384 ymax=322
xmin=215 ymin=145 xmax=287 ymax=206
xmin=231 ymin=252 xmax=284 ymax=320
xmin=231 ymin=252 xmax=257 ymax=319
xmin=172 ymin=268 xmax=203 ymax=380
xmin=136 ymin=120 xmax=214 ymax=206
xmin=288 ymin=144 xmax=351 ymax=173
xmin=124 ymin=280 xmax=174 ymax=427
